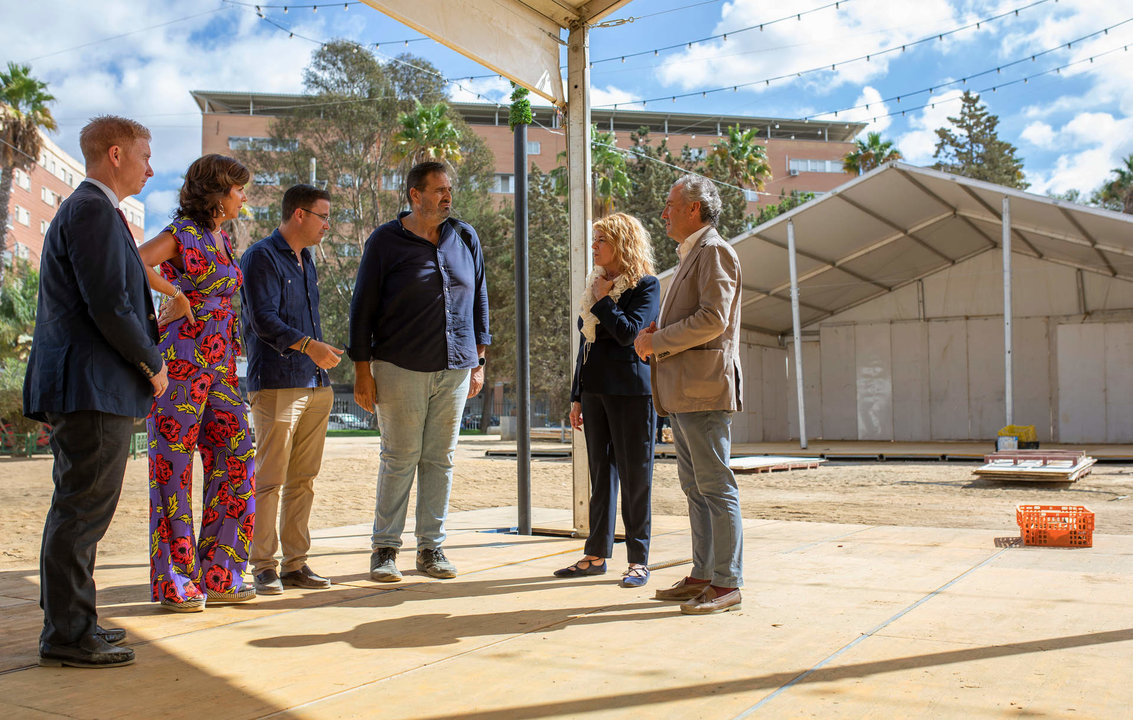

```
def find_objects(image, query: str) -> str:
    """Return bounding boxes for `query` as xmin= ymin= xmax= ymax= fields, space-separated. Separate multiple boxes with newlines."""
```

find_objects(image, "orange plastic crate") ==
xmin=1016 ymin=504 xmax=1094 ymax=548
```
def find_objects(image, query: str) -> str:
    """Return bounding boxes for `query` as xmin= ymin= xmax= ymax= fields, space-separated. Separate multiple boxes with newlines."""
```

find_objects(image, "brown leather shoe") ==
xmin=680 ymin=586 xmax=742 ymax=615
xmin=654 ymin=577 xmax=710 ymax=601
xmin=280 ymin=564 xmax=332 ymax=589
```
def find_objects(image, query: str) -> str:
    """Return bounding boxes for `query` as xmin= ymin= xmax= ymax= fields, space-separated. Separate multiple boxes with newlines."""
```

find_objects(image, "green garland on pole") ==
xmin=509 ymin=82 xmax=532 ymax=130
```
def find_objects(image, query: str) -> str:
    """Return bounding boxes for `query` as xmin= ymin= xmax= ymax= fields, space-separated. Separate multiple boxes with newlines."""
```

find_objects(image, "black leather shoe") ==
xmin=280 ymin=564 xmax=331 ymax=589
xmin=39 ymin=634 xmax=135 ymax=668
xmin=94 ymin=625 xmax=126 ymax=646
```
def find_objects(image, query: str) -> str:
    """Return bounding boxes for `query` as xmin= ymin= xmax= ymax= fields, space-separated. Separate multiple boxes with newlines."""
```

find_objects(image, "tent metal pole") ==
xmin=787 ymin=219 xmax=808 ymax=449
xmin=514 ymin=123 xmax=531 ymax=535
xmin=567 ymin=22 xmax=593 ymax=536
xmin=1002 ymin=196 xmax=1014 ymax=428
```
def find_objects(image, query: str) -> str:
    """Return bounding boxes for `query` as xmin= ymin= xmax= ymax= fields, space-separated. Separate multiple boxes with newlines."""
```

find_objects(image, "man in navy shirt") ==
xmin=241 ymin=184 xmax=344 ymax=594
xmin=350 ymin=161 xmax=490 ymax=581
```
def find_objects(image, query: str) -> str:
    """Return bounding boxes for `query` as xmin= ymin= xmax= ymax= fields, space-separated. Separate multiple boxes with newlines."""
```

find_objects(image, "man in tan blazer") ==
xmin=635 ymin=174 xmax=743 ymax=615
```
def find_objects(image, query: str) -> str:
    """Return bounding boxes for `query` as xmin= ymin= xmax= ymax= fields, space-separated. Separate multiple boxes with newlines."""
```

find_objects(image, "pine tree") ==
xmin=933 ymin=90 xmax=1028 ymax=189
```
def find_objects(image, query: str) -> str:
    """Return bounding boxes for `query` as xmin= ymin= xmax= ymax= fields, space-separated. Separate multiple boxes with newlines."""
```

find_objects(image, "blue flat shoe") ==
xmin=620 ymin=565 xmax=650 ymax=588
xmin=553 ymin=558 xmax=607 ymax=578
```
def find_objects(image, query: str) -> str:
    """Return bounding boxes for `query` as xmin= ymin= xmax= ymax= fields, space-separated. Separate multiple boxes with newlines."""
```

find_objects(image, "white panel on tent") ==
xmin=966 ymin=318 xmax=1006 ymax=439
xmin=820 ymin=325 xmax=857 ymax=440
xmin=803 ymin=340 xmax=823 ymax=439
xmin=1083 ymin=273 xmax=1133 ymax=311
xmin=928 ymin=320 xmax=970 ymax=439
xmin=1057 ymin=324 xmax=1107 ymax=443
xmin=855 ymin=323 xmax=893 ymax=440
xmin=761 ymin=347 xmax=790 ymax=441
xmin=1105 ymin=323 xmax=1133 ymax=443
xmin=743 ymin=343 xmax=763 ymax=442
xmin=785 ymin=339 xmax=823 ymax=440
xmin=891 ymin=322 xmax=930 ymax=441
xmin=1013 ymin=318 xmax=1053 ymax=442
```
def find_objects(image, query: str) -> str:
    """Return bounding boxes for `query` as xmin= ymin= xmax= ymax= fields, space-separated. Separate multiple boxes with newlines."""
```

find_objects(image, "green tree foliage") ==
xmin=525 ymin=167 xmax=571 ymax=423
xmin=933 ymin=90 xmax=1028 ymax=189
xmin=553 ymin=125 xmax=631 ymax=218
xmin=1 ymin=63 xmax=56 ymax=286
xmin=235 ymin=42 xmax=496 ymax=383
xmin=391 ymin=100 xmax=463 ymax=169
xmin=754 ymin=190 xmax=817 ymax=225
xmin=1099 ymin=153 xmax=1133 ymax=214
xmin=843 ymin=131 xmax=902 ymax=175
xmin=453 ymin=189 xmax=511 ymax=430
xmin=0 ymin=264 xmax=38 ymax=431
xmin=706 ymin=124 xmax=771 ymax=190
xmin=618 ymin=128 xmax=755 ymax=275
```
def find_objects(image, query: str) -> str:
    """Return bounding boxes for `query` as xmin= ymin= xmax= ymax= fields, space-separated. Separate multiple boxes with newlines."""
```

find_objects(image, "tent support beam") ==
xmin=1003 ymin=196 xmax=1014 ymax=428
xmin=567 ymin=21 xmax=593 ymax=537
xmin=961 ymin=185 xmax=1044 ymax=259
xmin=787 ymin=220 xmax=808 ymax=449
xmin=832 ymin=194 xmax=954 ymax=263
xmin=753 ymin=233 xmax=891 ymax=292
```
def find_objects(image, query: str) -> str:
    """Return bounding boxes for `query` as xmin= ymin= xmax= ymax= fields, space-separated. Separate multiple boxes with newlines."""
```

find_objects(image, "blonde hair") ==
xmin=79 ymin=115 xmax=150 ymax=165
xmin=593 ymin=212 xmax=654 ymax=286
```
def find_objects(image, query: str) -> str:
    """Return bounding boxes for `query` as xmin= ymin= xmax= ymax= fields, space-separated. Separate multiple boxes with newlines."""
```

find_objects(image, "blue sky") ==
xmin=4 ymin=0 xmax=1133 ymax=239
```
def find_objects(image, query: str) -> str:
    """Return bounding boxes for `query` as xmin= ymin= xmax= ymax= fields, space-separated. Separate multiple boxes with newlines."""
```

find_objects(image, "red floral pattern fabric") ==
xmin=147 ymin=217 xmax=255 ymax=604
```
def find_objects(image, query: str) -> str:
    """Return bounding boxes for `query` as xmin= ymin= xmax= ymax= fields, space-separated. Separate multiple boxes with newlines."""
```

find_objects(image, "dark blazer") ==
xmin=23 ymin=181 xmax=162 ymax=421
xmin=570 ymin=274 xmax=659 ymax=401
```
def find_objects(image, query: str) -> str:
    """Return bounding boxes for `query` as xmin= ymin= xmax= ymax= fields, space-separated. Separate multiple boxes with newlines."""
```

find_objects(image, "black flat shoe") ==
xmin=39 ymin=634 xmax=135 ymax=668
xmin=553 ymin=558 xmax=607 ymax=578
xmin=95 ymin=625 xmax=126 ymax=646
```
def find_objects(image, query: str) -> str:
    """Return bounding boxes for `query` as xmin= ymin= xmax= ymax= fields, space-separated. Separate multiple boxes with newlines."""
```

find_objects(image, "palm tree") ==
xmin=551 ymin=125 xmax=630 ymax=218
xmin=1 ymin=63 xmax=57 ymax=286
xmin=390 ymin=100 xmax=462 ymax=170
xmin=590 ymin=128 xmax=630 ymax=218
xmin=843 ymin=131 xmax=902 ymax=175
xmin=1099 ymin=153 xmax=1133 ymax=215
xmin=705 ymin=124 xmax=771 ymax=190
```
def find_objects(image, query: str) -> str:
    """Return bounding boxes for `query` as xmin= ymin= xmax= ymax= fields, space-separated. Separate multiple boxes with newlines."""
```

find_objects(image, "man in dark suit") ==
xmin=24 ymin=115 xmax=168 ymax=668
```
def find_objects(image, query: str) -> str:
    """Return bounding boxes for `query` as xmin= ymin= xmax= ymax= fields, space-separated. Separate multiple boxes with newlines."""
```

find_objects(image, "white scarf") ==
xmin=580 ymin=266 xmax=633 ymax=363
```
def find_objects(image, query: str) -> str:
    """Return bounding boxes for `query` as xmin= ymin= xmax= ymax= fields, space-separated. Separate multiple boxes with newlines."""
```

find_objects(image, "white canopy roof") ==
xmin=359 ymin=0 xmax=633 ymax=105
xmin=665 ymin=162 xmax=1133 ymax=337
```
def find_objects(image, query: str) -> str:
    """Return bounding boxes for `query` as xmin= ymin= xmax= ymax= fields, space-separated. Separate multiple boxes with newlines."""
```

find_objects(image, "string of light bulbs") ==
xmin=830 ymin=40 xmax=1132 ymax=126
xmin=596 ymin=0 xmax=1055 ymax=109
xmin=802 ymin=17 xmax=1133 ymax=121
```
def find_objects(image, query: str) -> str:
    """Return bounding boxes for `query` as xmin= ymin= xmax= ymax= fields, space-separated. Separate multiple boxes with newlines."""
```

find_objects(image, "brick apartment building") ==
xmin=3 ymin=132 xmax=146 ymax=269
xmin=191 ymin=90 xmax=864 ymax=217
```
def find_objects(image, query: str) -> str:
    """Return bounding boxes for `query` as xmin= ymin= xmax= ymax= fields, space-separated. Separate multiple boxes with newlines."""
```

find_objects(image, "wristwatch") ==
xmin=477 ymin=356 xmax=486 ymax=366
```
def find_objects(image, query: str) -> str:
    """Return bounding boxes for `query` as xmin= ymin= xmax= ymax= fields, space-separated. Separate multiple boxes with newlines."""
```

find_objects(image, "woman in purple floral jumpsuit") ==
xmin=139 ymin=154 xmax=256 ymax=612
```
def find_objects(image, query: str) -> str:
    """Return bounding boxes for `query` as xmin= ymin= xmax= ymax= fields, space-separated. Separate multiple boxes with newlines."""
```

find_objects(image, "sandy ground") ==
xmin=3 ymin=435 xmax=1132 ymax=565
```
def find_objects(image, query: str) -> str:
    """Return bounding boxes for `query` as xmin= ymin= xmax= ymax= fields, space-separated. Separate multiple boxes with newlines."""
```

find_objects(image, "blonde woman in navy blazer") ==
xmin=555 ymin=213 xmax=659 ymax=587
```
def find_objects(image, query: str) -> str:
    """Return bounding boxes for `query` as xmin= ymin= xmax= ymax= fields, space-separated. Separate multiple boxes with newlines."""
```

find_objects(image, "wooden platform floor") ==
xmin=3 ymin=507 xmax=1132 ymax=719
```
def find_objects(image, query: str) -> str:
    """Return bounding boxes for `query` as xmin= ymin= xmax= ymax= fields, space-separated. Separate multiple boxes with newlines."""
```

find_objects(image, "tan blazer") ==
xmin=650 ymin=227 xmax=743 ymax=416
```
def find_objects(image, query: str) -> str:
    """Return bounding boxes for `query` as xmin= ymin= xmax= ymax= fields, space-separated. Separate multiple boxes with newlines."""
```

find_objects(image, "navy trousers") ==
xmin=580 ymin=392 xmax=656 ymax=564
xmin=40 ymin=410 xmax=134 ymax=647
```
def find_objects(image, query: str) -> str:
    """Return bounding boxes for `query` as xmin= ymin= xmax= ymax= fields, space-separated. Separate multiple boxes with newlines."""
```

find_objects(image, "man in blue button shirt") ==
xmin=241 ymin=184 xmax=344 ymax=595
xmin=350 ymin=161 xmax=490 ymax=582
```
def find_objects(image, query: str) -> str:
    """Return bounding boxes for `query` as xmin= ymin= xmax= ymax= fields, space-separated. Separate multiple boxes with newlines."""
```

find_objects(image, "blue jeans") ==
xmin=370 ymin=360 xmax=470 ymax=551
xmin=670 ymin=410 xmax=744 ymax=588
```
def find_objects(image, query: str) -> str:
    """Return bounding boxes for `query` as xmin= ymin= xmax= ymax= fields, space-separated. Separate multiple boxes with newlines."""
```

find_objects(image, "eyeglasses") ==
xmin=301 ymin=208 xmax=331 ymax=225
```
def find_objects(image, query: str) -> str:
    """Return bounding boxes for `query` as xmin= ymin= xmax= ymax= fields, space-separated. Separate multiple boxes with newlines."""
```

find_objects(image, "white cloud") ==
xmin=657 ymin=0 xmax=962 ymax=97
xmin=1023 ymin=112 xmax=1133 ymax=195
xmin=895 ymin=89 xmax=965 ymax=165
xmin=3 ymin=1 xmax=330 ymax=226
xmin=1020 ymin=121 xmax=1055 ymax=149
xmin=447 ymin=76 xmax=512 ymax=105
xmin=589 ymin=85 xmax=645 ymax=111
xmin=842 ymin=86 xmax=891 ymax=134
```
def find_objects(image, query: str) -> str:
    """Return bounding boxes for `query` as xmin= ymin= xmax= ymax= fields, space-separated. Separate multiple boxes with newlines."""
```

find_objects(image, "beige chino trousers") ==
xmin=249 ymin=386 xmax=334 ymax=573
